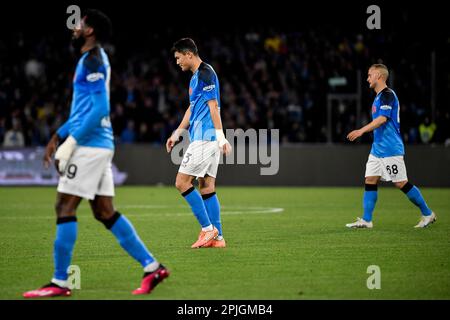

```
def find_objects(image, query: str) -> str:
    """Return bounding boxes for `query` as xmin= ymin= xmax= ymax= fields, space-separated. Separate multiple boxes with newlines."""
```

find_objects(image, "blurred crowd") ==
xmin=1 ymin=26 xmax=449 ymax=148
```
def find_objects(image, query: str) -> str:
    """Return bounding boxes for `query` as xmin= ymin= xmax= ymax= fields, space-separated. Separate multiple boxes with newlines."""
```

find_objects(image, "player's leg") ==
xmin=176 ymin=172 xmax=213 ymax=229
xmin=175 ymin=172 xmax=217 ymax=248
xmin=199 ymin=176 xmax=225 ymax=248
xmin=346 ymin=155 xmax=381 ymax=228
xmin=89 ymin=196 xmax=158 ymax=270
xmin=393 ymin=180 xmax=436 ymax=228
xmin=23 ymin=193 xmax=82 ymax=298
xmin=198 ymin=175 xmax=221 ymax=235
xmin=362 ymin=175 xmax=380 ymax=223
xmin=388 ymin=156 xmax=435 ymax=227
xmin=47 ymin=146 xmax=106 ymax=292
xmin=89 ymin=196 xmax=169 ymax=294
xmin=53 ymin=193 xmax=82 ymax=285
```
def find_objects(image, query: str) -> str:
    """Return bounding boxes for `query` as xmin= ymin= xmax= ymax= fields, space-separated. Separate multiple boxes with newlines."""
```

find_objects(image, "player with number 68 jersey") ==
xmin=346 ymin=64 xmax=436 ymax=229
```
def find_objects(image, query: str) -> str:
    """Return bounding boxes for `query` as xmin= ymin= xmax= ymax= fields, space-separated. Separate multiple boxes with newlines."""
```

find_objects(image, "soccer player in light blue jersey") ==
xmin=23 ymin=9 xmax=168 ymax=298
xmin=346 ymin=64 xmax=436 ymax=229
xmin=166 ymin=38 xmax=232 ymax=248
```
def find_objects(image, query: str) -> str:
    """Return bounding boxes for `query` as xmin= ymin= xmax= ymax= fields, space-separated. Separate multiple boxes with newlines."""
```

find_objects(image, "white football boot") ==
xmin=414 ymin=212 xmax=436 ymax=228
xmin=346 ymin=217 xmax=373 ymax=229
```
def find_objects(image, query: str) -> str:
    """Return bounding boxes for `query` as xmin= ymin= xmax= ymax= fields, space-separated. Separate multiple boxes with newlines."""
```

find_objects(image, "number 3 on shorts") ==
xmin=182 ymin=153 xmax=192 ymax=165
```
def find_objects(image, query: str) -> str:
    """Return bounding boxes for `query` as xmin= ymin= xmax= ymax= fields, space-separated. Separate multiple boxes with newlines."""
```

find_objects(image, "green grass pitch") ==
xmin=0 ymin=186 xmax=449 ymax=299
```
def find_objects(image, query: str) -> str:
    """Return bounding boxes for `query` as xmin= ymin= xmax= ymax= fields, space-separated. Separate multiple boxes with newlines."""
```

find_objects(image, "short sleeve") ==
xmin=83 ymin=52 xmax=106 ymax=93
xmin=378 ymin=90 xmax=395 ymax=118
xmin=198 ymin=67 xmax=218 ymax=102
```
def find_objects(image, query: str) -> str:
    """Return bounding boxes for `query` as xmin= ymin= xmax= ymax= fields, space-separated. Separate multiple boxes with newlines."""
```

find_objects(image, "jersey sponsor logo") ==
xmin=380 ymin=105 xmax=392 ymax=110
xmin=86 ymin=72 xmax=105 ymax=82
xmin=203 ymin=84 xmax=215 ymax=92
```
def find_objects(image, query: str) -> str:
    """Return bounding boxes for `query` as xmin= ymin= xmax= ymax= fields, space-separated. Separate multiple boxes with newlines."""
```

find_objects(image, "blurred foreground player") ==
xmin=166 ymin=38 xmax=231 ymax=248
xmin=346 ymin=64 xmax=436 ymax=229
xmin=23 ymin=9 xmax=168 ymax=298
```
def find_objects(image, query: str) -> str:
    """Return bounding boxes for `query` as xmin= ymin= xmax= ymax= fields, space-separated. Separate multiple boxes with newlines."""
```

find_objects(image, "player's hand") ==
xmin=166 ymin=129 xmax=183 ymax=153
xmin=43 ymin=134 xmax=59 ymax=169
xmin=347 ymin=129 xmax=364 ymax=142
xmin=220 ymin=141 xmax=232 ymax=156
xmin=166 ymin=136 xmax=177 ymax=153
xmin=216 ymin=129 xmax=232 ymax=156
xmin=54 ymin=135 xmax=77 ymax=175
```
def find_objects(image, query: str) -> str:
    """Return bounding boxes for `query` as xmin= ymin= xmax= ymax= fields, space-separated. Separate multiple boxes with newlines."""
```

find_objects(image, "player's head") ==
xmin=367 ymin=64 xmax=389 ymax=89
xmin=71 ymin=9 xmax=112 ymax=51
xmin=171 ymin=38 xmax=199 ymax=72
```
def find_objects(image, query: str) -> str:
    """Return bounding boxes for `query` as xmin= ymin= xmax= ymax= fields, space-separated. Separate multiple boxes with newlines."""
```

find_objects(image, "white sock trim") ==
xmin=143 ymin=261 xmax=160 ymax=273
xmin=51 ymin=278 xmax=68 ymax=288
xmin=202 ymin=224 xmax=214 ymax=232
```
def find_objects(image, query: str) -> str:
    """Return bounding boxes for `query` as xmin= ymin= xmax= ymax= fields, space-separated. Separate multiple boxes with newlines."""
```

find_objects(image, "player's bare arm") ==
xmin=43 ymin=133 xmax=60 ymax=169
xmin=166 ymin=106 xmax=191 ymax=153
xmin=207 ymin=99 xmax=232 ymax=155
xmin=347 ymin=116 xmax=387 ymax=141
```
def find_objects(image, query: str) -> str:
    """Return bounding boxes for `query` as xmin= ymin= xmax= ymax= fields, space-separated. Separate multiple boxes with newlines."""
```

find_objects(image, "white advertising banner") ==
xmin=0 ymin=148 xmax=127 ymax=185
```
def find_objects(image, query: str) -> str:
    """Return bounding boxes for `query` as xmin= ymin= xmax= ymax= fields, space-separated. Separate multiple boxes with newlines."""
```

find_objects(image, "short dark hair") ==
xmin=83 ymin=9 xmax=112 ymax=44
xmin=171 ymin=38 xmax=198 ymax=55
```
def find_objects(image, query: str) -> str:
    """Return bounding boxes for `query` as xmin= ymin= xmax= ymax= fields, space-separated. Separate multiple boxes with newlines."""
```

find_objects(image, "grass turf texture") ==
xmin=0 ymin=186 xmax=449 ymax=299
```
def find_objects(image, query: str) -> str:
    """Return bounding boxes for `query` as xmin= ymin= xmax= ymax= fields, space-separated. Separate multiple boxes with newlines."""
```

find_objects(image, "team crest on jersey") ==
xmin=189 ymin=87 xmax=193 ymax=95
xmin=372 ymin=105 xmax=376 ymax=114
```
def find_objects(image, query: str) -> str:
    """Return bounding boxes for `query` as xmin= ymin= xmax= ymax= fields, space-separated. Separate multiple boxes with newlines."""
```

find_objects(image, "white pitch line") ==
xmin=0 ymin=206 xmax=284 ymax=220
xmin=127 ymin=207 xmax=284 ymax=218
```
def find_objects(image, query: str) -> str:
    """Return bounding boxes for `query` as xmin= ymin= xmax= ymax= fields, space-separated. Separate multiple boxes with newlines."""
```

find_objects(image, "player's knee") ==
xmin=95 ymin=211 xmax=121 ymax=229
xmin=365 ymin=177 xmax=378 ymax=185
xmin=55 ymin=201 xmax=74 ymax=217
xmin=200 ymin=185 xmax=215 ymax=195
xmin=174 ymin=180 xmax=182 ymax=191
xmin=175 ymin=179 xmax=190 ymax=192
xmin=93 ymin=209 xmax=115 ymax=223
xmin=394 ymin=180 xmax=408 ymax=189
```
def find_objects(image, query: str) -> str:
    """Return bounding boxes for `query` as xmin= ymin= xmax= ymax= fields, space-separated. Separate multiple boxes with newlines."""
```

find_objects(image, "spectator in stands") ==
xmin=419 ymin=116 xmax=437 ymax=144
xmin=0 ymin=25 xmax=447 ymax=146
xmin=3 ymin=118 xmax=25 ymax=147
xmin=120 ymin=120 xmax=136 ymax=144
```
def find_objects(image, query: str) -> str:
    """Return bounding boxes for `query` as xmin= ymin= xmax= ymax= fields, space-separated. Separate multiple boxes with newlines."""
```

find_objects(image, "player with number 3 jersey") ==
xmin=166 ymin=38 xmax=232 ymax=249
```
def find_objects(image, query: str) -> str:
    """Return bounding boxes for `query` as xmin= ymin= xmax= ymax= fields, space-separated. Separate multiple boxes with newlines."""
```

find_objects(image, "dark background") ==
xmin=0 ymin=0 xmax=449 ymax=147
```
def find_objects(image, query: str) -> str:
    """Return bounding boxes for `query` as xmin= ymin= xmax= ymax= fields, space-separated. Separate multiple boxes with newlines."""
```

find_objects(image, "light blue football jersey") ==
xmin=57 ymin=47 xmax=114 ymax=149
xmin=370 ymin=87 xmax=404 ymax=157
xmin=188 ymin=62 xmax=220 ymax=141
